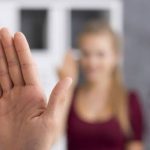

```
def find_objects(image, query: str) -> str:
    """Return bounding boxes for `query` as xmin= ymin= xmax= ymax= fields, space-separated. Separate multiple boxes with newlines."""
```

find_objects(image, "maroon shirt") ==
xmin=67 ymin=89 xmax=143 ymax=150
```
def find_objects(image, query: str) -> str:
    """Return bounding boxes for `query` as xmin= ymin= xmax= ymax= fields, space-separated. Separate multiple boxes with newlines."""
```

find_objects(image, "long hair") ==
xmin=78 ymin=20 xmax=131 ymax=136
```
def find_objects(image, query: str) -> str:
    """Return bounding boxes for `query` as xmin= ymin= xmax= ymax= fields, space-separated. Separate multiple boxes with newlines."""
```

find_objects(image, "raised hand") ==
xmin=0 ymin=28 xmax=72 ymax=150
xmin=57 ymin=52 xmax=78 ymax=89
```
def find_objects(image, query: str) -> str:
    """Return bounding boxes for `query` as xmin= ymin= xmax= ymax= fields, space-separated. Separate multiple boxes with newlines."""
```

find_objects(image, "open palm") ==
xmin=0 ymin=28 xmax=72 ymax=150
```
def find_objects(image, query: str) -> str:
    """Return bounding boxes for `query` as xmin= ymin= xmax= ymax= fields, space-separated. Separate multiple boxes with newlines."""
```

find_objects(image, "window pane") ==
xmin=71 ymin=10 xmax=110 ymax=49
xmin=20 ymin=9 xmax=48 ymax=50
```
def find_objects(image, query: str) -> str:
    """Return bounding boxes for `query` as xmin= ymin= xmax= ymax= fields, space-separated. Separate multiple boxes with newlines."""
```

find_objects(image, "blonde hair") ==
xmin=78 ymin=20 xmax=131 ymax=136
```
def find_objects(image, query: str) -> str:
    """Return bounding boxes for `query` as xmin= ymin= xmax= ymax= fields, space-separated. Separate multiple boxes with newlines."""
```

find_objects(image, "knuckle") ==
xmin=0 ymin=70 xmax=8 ymax=76
xmin=2 ymin=88 xmax=10 ymax=94
xmin=16 ymin=48 xmax=23 ymax=53
xmin=0 ymin=54 xmax=4 ymax=59
xmin=21 ymin=63 xmax=33 ymax=69
xmin=52 ymin=89 xmax=60 ymax=97
xmin=8 ymin=60 xmax=19 ymax=68
xmin=5 ymin=43 xmax=14 ymax=50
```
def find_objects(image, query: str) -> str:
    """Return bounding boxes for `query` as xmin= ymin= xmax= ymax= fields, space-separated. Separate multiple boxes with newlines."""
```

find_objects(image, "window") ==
xmin=71 ymin=10 xmax=110 ymax=49
xmin=20 ymin=9 xmax=48 ymax=50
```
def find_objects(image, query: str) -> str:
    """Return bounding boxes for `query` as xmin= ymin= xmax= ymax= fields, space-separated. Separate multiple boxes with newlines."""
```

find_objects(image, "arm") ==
xmin=57 ymin=52 xmax=78 ymax=135
xmin=126 ymin=92 xmax=144 ymax=150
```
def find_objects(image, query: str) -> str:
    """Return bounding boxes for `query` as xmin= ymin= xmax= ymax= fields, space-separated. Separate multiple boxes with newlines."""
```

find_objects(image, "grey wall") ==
xmin=124 ymin=0 xmax=150 ymax=149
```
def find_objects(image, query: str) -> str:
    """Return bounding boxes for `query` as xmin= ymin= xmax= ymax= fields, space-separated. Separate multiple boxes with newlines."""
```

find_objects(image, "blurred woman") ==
xmin=58 ymin=20 xmax=143 ymax=150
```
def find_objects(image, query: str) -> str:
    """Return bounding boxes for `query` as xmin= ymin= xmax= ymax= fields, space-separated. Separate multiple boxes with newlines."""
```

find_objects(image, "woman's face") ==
xmin=79 ymin=33 xmax=118 ymax=83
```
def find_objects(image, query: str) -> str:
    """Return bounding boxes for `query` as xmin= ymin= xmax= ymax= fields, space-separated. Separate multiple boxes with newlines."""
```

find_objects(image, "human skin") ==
xmin=0 ymin=28 xmax=72 ymax=150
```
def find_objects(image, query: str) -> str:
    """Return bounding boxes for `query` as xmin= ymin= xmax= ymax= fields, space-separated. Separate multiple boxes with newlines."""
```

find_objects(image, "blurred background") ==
xmin=0 ymin=0 xmax=149 ymax=149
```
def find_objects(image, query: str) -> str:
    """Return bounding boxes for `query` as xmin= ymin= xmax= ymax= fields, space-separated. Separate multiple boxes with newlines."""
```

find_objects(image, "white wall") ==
xmin=0 ymin=0 xmax=123 ymax=150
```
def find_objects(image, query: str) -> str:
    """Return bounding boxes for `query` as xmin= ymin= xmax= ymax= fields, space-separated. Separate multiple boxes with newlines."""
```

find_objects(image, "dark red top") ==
xmin=67 ymin=88 xmax=143 ymax=150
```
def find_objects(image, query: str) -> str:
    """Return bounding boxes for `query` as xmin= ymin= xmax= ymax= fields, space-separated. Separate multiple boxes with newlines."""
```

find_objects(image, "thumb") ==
xmin=45 ymin=77 xmax=72 ymax=118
